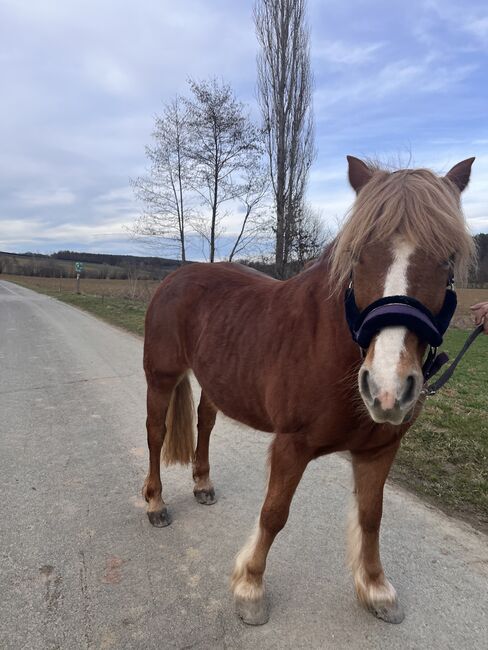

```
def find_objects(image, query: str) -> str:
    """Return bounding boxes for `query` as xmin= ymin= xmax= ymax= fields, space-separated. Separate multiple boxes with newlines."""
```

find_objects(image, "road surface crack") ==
xmin=0 ymin=373 xmax=140 ymax=396
xmin=79 ymin=550 xmax=93 ymax=648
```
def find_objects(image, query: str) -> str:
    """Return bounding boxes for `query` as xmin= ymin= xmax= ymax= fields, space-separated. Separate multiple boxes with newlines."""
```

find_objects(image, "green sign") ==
xmin=75 ymin=262 xmax=84 ymax=273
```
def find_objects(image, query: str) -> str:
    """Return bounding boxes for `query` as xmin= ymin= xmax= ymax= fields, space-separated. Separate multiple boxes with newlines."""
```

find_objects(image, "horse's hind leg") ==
xmin=348 ymin=442 xmax=404 ymax=623
xmin=192 ymin=391 xmax=217 ymax=505
xmin=142 ymin=375 xmax=177 ymax=528
xmin=231 ymin=435 xmax=313 ymax=625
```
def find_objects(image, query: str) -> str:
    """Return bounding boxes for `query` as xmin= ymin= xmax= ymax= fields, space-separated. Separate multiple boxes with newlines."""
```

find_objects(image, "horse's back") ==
xmin=143 ymin=262 xmax=277 ymax=379
xmin=147 ymin=262 xmax=276 ymax=323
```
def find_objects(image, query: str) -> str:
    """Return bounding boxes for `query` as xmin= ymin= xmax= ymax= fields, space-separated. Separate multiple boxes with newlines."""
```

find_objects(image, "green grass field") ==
xmin=392 ymin=329 xmax=488 ymax=531
xmin=6 ymin=275 xmax=488 ymax=531
xmin=54 ymin=292 xmax=148 ymax=336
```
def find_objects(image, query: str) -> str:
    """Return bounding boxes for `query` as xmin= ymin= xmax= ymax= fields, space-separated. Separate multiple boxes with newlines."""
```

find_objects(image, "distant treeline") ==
xmin=50 ymin=250 xmax=182 ymax=270
xmin=0 ymin=250 xmax=184 ymax=280
xmin=472 ymin=233 xmax=488 ymax=286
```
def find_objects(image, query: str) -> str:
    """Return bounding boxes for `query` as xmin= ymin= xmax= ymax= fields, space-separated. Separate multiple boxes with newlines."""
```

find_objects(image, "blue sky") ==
xmin=0 ymin=0 xmax=487 ymax=257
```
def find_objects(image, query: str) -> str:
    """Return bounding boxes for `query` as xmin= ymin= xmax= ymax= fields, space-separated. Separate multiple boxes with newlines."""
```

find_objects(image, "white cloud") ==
xmin=0 ymin=219 xmax=44 ymax=239
xmin=465 ymin=16 xmax=488 ymax=39
xmin=82 ymin=55 xmax=136 ymax=96
xmin=315 ymin=58 xmax=477 ymax=113
xmin=97 ymin=187 xmax=135 ymax=203
xmin=13 ymin=189 xmax=77 ymax=207
xmin=423 ymin=1 xmax=488 ymax=49
xmin=313 ymin=40 xmax=384 ymax=65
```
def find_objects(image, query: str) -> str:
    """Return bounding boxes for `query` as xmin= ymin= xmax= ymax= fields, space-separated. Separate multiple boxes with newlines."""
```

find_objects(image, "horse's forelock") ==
xmin=329 ymin=166 xmax=476 ymax=292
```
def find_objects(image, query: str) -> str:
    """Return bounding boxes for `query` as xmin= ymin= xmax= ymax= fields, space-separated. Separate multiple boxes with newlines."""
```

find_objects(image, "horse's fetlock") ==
xmin=192 ymin=460 xmax=210 ymax=480
xmin=193 ymin=473 xmax=212 ymax=492
xmin=354 ymin=568 xmax=397 ymax=607
xmin=232 ymin=571 xmax=264 ymax=603
xmin=142 ymin=480 xmax=160 ymax=502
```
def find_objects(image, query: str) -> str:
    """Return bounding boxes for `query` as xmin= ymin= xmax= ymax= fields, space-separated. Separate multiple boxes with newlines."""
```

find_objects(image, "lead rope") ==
xmin=421 ymin=324 xmax=484 ymax=396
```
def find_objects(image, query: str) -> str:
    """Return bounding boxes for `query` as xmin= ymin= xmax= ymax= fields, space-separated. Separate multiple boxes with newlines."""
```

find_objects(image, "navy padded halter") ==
xmin=345 ymin=289 xmax=457 ymax=349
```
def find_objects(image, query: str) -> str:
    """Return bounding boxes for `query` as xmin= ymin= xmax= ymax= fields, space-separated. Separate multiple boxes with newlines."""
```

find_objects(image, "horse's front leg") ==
xmin=231 ymin=435 xmax=312 ymax=625
xmin=348 ymin=441 xmax=404 ymax=623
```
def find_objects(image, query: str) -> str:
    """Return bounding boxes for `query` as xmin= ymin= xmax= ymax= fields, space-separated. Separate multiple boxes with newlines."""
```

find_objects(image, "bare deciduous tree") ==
xmin=184 ymin=78 xmax=264 ymax=262
xmin=132 ymin=80 xmax=269 ymax=263
xmin=131 ymin=97 xmax=191 ymax=261
xmin=254 ymin=0 xmax=315 ymax=277
xmin=289 ymin=203 xmax=329 ymax=267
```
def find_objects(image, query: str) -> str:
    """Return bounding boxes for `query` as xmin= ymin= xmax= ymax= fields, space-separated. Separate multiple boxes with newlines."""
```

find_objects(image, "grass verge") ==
xmin=5 ymin=275 xmax=488 ymax=532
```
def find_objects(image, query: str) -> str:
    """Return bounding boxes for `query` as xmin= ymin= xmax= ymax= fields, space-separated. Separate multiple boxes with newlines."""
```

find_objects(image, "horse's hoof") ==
xmin=193 ymin=487 xmax=217 ymax=505
xmin=147 ymin=508 xmax=171 ymax=528
xmin=235 ymin=596 xmax=269 ymax=626
xmin=367 ymin=600 xmax=405 ymax=624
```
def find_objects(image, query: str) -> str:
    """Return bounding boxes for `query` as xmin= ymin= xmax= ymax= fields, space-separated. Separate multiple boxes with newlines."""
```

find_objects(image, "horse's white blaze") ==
xmin=370 ymin=239 xmax=415 ymax=397
xmin=231 ymin=520 xmax=264 ymax=602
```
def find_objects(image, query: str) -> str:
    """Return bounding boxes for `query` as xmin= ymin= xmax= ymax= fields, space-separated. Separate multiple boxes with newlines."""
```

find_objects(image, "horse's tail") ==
xmin=162 ymin=373 xmax=195 ymax=466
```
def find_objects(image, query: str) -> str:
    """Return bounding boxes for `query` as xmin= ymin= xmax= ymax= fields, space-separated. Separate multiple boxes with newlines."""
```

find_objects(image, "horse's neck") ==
xmin=284 ymin=257 xmax=343 ymax=319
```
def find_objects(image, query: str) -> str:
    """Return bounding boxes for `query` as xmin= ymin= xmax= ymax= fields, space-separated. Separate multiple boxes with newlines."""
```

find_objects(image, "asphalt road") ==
xmin=1 ymin=279 xmax=487 ymax=650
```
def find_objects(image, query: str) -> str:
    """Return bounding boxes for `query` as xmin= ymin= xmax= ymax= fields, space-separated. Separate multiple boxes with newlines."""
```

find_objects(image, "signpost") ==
xmin=75 ymin=261 xmax=84 ymax=294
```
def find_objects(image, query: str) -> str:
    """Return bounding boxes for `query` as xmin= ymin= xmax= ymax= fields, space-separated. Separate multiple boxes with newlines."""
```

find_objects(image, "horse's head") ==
xmin=333 ymin=156 xmax=476 ymax=425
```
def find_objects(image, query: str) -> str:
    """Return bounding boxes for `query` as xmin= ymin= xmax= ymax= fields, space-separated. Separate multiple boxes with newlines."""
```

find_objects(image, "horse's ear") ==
xmin=445 ymin=157 xmax=475 ymax=193
xmin=347 ymin=156 xmax=374 ymax=194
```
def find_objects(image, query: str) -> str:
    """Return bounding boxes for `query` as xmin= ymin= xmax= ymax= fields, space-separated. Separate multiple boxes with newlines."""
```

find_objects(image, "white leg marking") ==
xmin=347 ymin=499 xmax=397 ymax=606
xmin=371 ymin=239 xmax=415 ymax=394
xmin=346 ymin=497 xmax=362 ymax=576
xmin=231 ymin=520 xmax=264 ymax=602
xmin=146 ymin=497 xmax=164 ymax=513
xmin=193 ymin=472 xmax=213 ymax=492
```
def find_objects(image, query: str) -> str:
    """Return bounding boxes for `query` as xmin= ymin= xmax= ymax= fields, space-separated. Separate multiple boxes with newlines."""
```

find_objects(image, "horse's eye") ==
xmin=441 ymin=256 xmax=455 ymax=271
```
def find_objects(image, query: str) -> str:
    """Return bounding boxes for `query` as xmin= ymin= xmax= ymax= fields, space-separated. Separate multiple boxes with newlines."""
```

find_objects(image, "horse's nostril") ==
xmin=360 ymin=369 xmax=373 ymax=404
xmin=400 ymin=374 xmax=417 ymax=405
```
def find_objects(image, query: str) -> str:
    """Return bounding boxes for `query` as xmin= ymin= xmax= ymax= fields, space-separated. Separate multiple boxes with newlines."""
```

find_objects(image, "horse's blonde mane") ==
xmin=329 ymin=166 xmax=476 ymax=289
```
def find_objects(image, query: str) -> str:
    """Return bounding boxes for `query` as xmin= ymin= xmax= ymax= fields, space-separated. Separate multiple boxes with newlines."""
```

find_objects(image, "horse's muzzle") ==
xmin=358 ymin=367 xmax=422 ymax=425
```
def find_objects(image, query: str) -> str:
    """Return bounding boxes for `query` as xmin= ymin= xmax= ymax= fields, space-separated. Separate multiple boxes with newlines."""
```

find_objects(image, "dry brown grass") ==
xmin=2 ymin=274 xmax=161 ymax=303
xmin=452 ymin=287 xmax=488 ymax=328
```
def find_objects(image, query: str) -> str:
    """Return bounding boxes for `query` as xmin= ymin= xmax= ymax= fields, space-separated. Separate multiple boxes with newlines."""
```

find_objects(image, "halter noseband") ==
xmin=345 ymin=283 xmax=457 ymax=381
xmin=345 ymin=288 xmax=457 ymax=349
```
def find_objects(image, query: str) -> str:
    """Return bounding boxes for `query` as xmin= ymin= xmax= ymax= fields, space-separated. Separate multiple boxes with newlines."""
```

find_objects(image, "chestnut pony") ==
xmin=142 ymin=157 xmax=475 ymax=625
